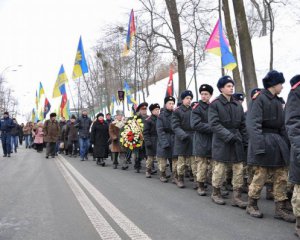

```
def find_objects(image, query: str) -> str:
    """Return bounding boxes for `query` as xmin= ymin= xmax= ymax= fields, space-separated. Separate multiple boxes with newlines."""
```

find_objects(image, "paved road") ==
xmin=0 ymin=146 xmax=297 ymax=240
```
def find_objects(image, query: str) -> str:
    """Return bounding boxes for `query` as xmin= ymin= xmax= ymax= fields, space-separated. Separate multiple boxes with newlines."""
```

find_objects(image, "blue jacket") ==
xmin=0 ymin=117 xmax=14 ymax=134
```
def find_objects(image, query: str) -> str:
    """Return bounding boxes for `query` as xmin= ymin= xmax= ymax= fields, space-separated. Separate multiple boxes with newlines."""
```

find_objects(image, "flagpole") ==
xmin=77 ymin=77 xmax=81 ymax=117
xmin=134 ymin=15 xmax=138 ymax=102
xmin=67 ymin=81 xmax=76 ymax=116
xmin=219 ymin=0 xmax=225 ymax=76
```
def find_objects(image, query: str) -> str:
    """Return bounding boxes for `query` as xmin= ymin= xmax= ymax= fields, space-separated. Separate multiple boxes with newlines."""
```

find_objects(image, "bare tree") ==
xmin=232 ymin=0 xmax=258 ymax=102
xmin=222 ymin=0 xmax=243 ymax=93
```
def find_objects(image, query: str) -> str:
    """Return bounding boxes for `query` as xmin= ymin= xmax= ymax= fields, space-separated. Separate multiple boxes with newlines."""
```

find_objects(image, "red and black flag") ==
xmin=165 ymin=67 xmax=174 ymax=97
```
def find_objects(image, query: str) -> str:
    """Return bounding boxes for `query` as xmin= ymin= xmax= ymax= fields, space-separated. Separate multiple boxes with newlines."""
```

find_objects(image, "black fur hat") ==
xmin=149 ymin=103 xmax=160 ymax=112
xmin=199 ymin=84 xmax=213 ymax=95
xmin=262 ymin=70 xmax=285 ymax=89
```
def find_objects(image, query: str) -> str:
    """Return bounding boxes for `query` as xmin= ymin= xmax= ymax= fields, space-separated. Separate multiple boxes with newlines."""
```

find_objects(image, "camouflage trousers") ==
xmin=292 ymin=184 xmax=300 ymax=217
xmin=146 ymin=156 xmax=155 ymax=170
xmin=195 ymin=157 xmax=212 ymax=183
xmin=177 ymin=156 xmax=194 ymax=176
xmin=172 ymin=158 xmax=178 ymax=173
xmin=248 ymin=166 xmax=288 ymax=202
xmin=212 ymin=161 xmax=244 ymax=190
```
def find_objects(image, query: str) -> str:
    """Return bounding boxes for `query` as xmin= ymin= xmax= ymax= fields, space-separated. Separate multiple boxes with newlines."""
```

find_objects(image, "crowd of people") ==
xmin=1 ymin=70 xmax=300 ymax=237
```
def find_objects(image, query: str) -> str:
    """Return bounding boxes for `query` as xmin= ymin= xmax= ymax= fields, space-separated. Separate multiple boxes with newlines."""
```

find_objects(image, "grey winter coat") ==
xmin=247 ymin=89 xmax=289 ymax=167
xmin=208 ymin=94 xmax=247 ymax=163
xmin=172 ymin=104 xmax=194 ymax=156
xmin=191 ymin=101 xmax=212 ymax=158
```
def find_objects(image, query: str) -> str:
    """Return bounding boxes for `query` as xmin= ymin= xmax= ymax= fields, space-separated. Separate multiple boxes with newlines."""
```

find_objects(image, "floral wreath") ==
xmin=120 ymin=115 xmax=144 ymax=150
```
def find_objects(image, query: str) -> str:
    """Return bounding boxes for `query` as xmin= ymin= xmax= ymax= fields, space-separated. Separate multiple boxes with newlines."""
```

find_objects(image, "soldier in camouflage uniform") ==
xmin=285 ymin=74 xmax=300 ymax=236
xmin=208 ymin=76 xmax=247 ymax=208
xmin=156 ymin=96 xmax=176 ymax=183
xmin=191 ymin=84 xmax=214 ymax=196
xmin=246 ymin=70 xmax=295 ymax=223
xmin=172 ymin=90 xmax=194 ymax=188
xmin=144 ymin=103 xmax=160 ymax=178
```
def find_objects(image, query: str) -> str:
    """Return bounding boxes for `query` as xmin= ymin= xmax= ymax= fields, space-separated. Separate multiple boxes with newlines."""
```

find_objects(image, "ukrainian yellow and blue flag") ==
xmin=72 ymin=36 xmax=88 ymax=80
xmin=53 ymin=65 xmax=68 ymax=98
xmin=39 ymin=82 xmax=45 ymax=99
xmin=124 ymin=81 xmax=137 ymax=105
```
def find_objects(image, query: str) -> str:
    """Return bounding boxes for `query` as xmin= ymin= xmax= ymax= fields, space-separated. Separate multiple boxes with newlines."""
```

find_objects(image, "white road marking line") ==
xmin=58 ymin=155 xmax=151 ymax=240
xmin=55 ymin=158 xmax=121 ymax=240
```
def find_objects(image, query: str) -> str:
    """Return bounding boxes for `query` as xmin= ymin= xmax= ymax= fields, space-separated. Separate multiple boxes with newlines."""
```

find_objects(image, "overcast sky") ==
xmin=0 ymin=0 xmax=141 ymax=120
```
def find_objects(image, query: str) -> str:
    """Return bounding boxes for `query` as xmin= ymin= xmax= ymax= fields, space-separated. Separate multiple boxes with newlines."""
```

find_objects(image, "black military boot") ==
xmin=284 ymin=199 xmax=293 ymax=212
xmin=177 ymin=175 xmax=185 ymax=188
xmin=231 ymin=189 xmax=247 ymax=209
xmin=160 ymin=172 xmax=168 ymax=183
xmin=197 ymin=182 xmax=206 ymax=196
xmin=274 ymin=201 xmax=296 ymax=223
xmin=295 ymin=217 xmax=300 ymax=238
xmin=246 ymin=197 xmax=263 ymax=218
xmin=211 ymin=187 xmax=225 ymax=205
xmin=266 ymin=183 xmax=274 ymax=200
xmin=184 ymin=166 xmax=190 ymax=178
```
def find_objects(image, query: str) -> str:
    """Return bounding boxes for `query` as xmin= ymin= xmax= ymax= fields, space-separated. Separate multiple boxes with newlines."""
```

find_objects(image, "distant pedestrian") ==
xmin=43 ymin=113 xmax=60 ymax=158
xmin=33 ymin=121 xmax=44 ymax=152
xmin=76 ymin=109 xmax=92 ymax=161
xmin=10 ymin=118 xmax=20 ymax=153
xmin=0 ymin=111 xmax=14 ymax=157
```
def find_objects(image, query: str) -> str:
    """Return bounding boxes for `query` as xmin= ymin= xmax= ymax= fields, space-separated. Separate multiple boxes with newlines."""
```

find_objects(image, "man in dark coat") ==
xmin=246 ymin=70 xmax=295 ymax=222
xmin=0 ymin=111 xmax=14 ymax=157
xmin=43 ymin=113 xmax=60 ymax=158
xmin=172 ymin=90 xmax=194 ymax=188
xmin=156 ymin=96 xmax=176 ymax=183
xmin=90 ymin=113 xmax=109 ymax=166
xmin=191 ymin=84 xmax=214 ymax=196
xmin=144 ymin=103 xmax=160 ymax=178
xmin=133 ymin=102 xmax=148 ymax=173
xmin=76 ymin=109 xmax=92 ymax=161
xmin=65 ymin=115 xmax=79 ymax=157
xmin=285 ymin=74 xmax=300 ymax=237
xmin=208 ymin=76 xmax=247 ymax=208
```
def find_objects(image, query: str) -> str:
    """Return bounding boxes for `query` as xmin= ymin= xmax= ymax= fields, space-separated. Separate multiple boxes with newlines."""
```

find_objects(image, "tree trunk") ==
xmin=222 ymin=0 xmax=244 ymax=93
xmin=264 ymin=0 xmax=274 ymax=71
xmin=165 ymin=0 xmax=186 ymax=98
xmin=232 ymin=0 xmax=258 ymax=102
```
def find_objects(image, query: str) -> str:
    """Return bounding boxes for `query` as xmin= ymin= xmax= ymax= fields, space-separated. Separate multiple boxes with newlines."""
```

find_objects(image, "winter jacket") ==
xmin=0 ymin=117 xmax=14 ymax=135
xmin=43 ymin=120 xmax=60 ymax=143
xmin=109 ymin=120 xmax=125 ymax=153
xmin=90 ymin=120 xmax=109 ymax=158
xmin=156 ymin=108 xmax=175 ymax=159
xmin=172 ymin=104 xmax=194 ymax=156
xmin=76 ymin=115 xmax=92 ymax=139
xmin=33 ymin=126 xmax=44 ymax=144
xmin=65 ymin=122 xmax=79 ymax=142
xmin=286 ymin=85 xmax=300 ymax=183
xmin=143 ymin=115 xmax=158 ymax=157
xmin=191 ymin=100 xmax=212 ymax=158
xmin=247 ymin=89 xmax=289 ymax=167
xmin=208 ymin=94 xmax=247 ymax=163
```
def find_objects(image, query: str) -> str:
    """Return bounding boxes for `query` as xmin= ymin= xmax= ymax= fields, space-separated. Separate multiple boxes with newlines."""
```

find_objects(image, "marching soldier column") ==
xmin=7 ymin=70 xmax=300 ymax=239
